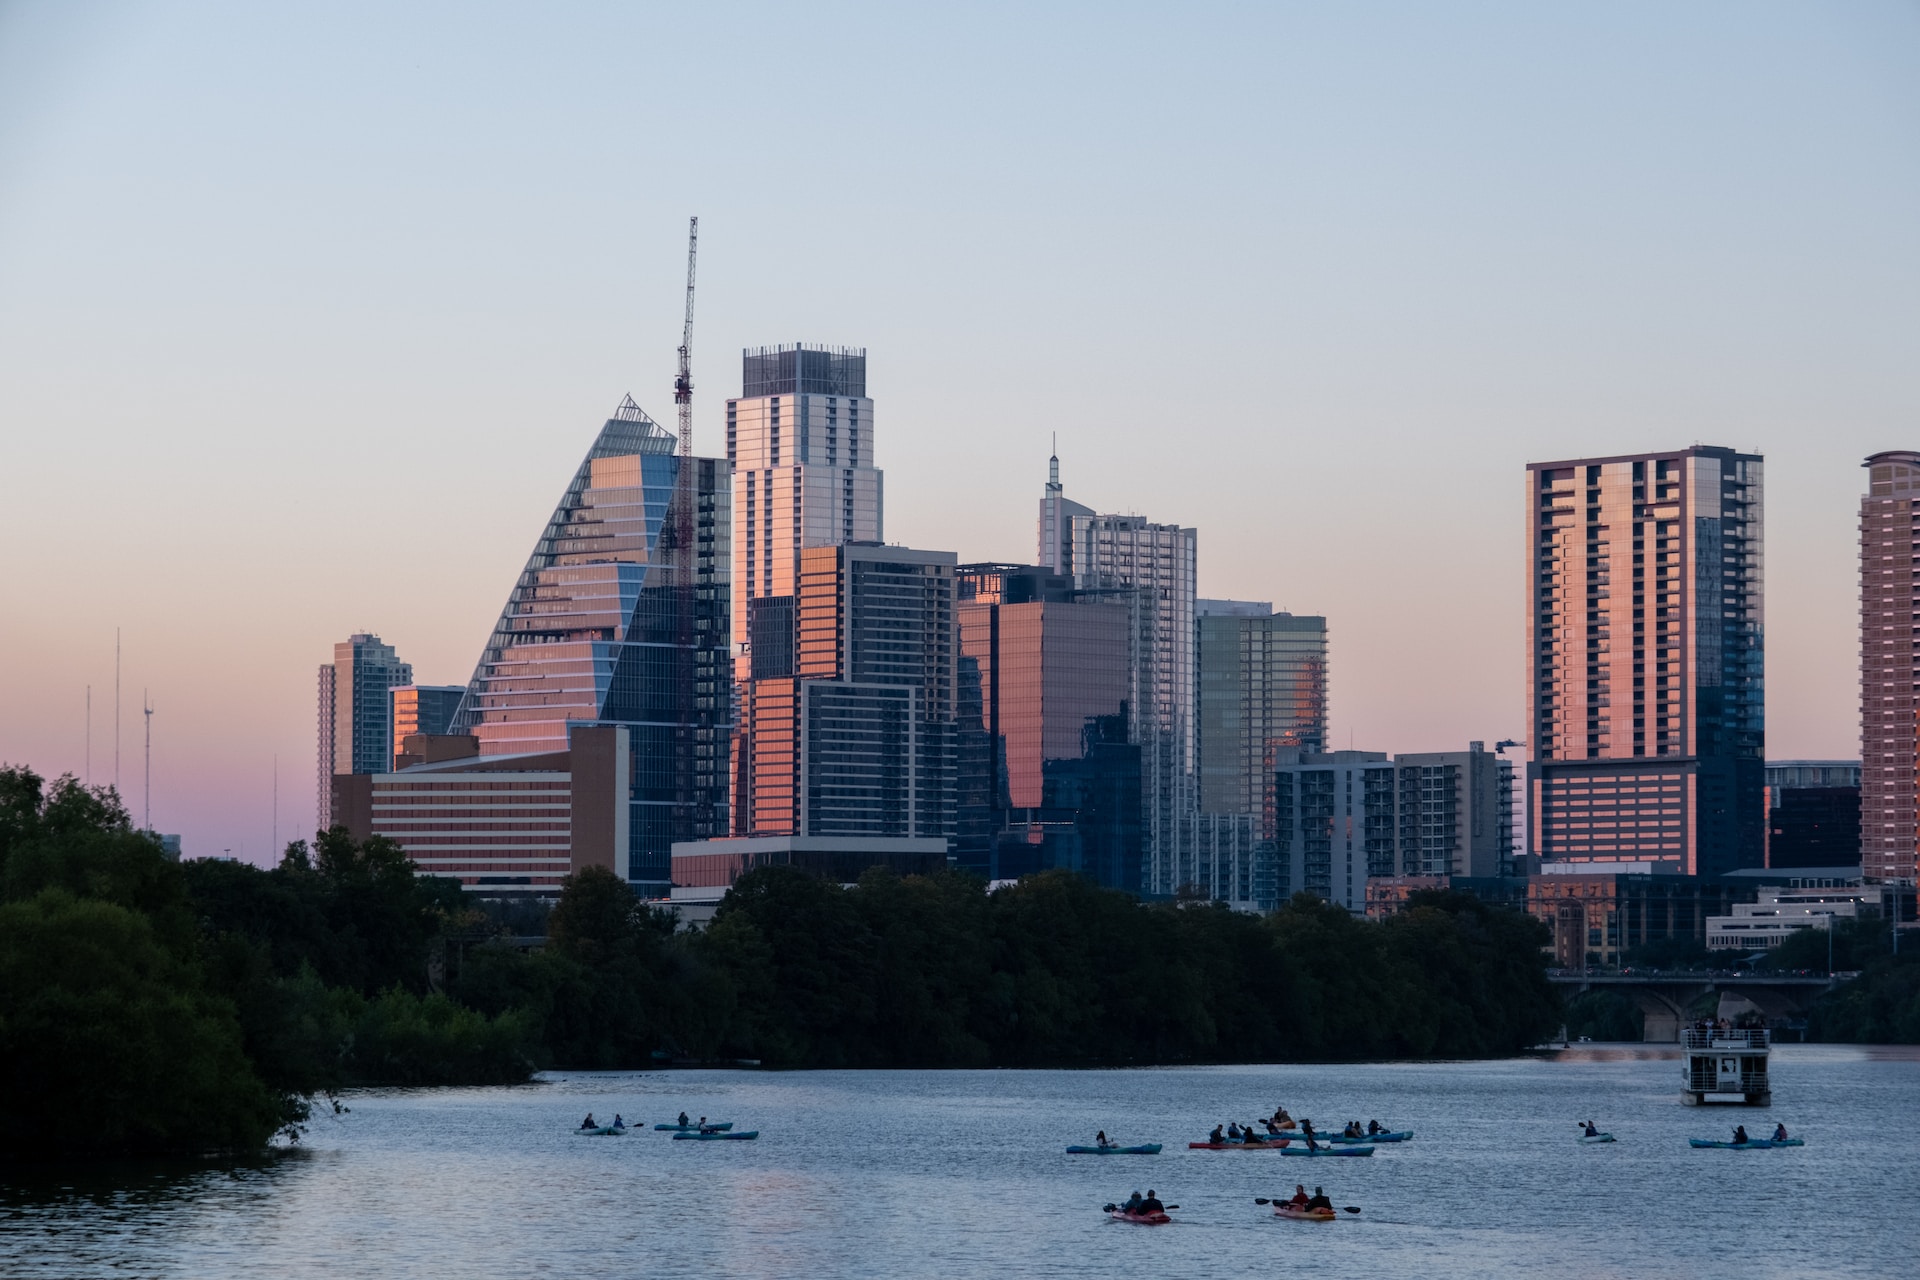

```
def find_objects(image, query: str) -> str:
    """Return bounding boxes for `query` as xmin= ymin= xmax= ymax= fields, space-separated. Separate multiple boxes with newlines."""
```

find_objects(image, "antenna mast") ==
xmin=674 ymin=216 xmax=698 ymax=459
xmin=142 ymin=690 xmax=153 ymax=830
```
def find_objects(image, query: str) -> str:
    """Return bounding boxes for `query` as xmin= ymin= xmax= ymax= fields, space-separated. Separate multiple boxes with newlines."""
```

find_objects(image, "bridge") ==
xmin=1547 ymin=970 xmax=1843 ymax=1042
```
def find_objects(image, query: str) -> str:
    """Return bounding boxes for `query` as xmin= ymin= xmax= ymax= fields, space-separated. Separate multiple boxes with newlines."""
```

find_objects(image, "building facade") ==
xmin=1860 ymin=451 xmax=1920 ymax=883
xmin=1196 ymin=600 xmax=1328 ymax=836
xmin=1526 ymin=447 xmax=1765 ymax=876
xmin=452 ymin=395 xmax=731 ymax=895
xmin=317 ymin=632 xmax=412 ymax=831
xmin=1764 ymin=760 xmax=1861 ymax=869
xmin=728 ymin=344 xmax=881 ymax=678
xmin=390 ymin=684 xmax=465 ymax=767
xmin=733 ymin=542 xmax=957 ymax=841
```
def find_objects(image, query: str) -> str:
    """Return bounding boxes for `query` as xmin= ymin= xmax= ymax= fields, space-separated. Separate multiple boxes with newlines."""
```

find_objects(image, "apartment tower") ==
xmin=1860 ymin=451 xmax=1920 ymax=883
xmin=1196 ymin=600 xmax=1329 ymax=836
xmin=317 ymin=633 xmax=411 ymax=830
xmin=1526 ymin=447 xmax=1764 ymax=875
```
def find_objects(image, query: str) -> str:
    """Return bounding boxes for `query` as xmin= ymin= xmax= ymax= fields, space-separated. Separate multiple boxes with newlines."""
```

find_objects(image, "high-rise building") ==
xmin=952 ymin=563 xmax=1136 ymax=884
xmin=452 ymin=395 xmax=731 ymax=894
xmin=728 ymin=344 xmax=880 ymax=676
xmin=733 ymin=542 xmax=956 ymax=840
xmin=1388 ymin=743 xmax=1513 ymax=879
xmin=317 ymin=632 xmax=411 ymax=830
xmin=1526 ymin=447 xmax=1764 ymax=876
xmin=1860 ymin=451 xmax=1920 ymax=883
xmin=1272 ymin=749 xmax=1391 ymax=912
xmin=1765 ymin=760 xmax=1861 ymax=870
xmin=1039 ymin=455 xmax=1198 ymax=896
xmin=1196 ymin=600 xmax=1329 ymax=837
xmin=390 ymin=684 xmax=465 ymax=767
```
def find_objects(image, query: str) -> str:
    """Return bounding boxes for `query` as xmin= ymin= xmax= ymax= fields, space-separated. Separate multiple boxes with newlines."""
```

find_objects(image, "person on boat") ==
xmin=612 ymin=1114 xmax=625 ymax=1129
xmin=1732 ymin=1124 xmax=1750 ymax=1145
xmin=1343 ymin=1121 xmax=1360 ymax=1139
xmin=1306 ymin=1187 xmax=1333 ymax=1213
xmin=1122 ymin=1191 xmax=1144 ymax=1215
xmin=677 ymin=1111 xmax=689 ymax=1127
xmin=1772 ymin=1122 xmax=1788 ymax=1142
xmin=579 ymin=1113 xmax=596 ymax=1130
xmin=1240 ymin=1124 xmax=1265 ymax=1146
xmin=1287 ymin=1184 xmax=1310 ymax=1209
xmin=1299 ymin=1118 xmax=1318 ymax=1151
xmin=1367 ymin=1120 xmax=1382 ymax=1136
xmin=1209 ymin=1124 xmax=1224 ymax=1144
xmin=1227 ymin=1122 xmax=1243 ymax=1142
xmin=1139 ymin=1190 xmax=1164 ymax=1214
xmin=1582 ymin=1120 xmax=1600 ymax=1138
xmin=1096 ymin=1130 xmax=1113 ymax=1149
xmin=1263 ymin=1119 xmax=1282 ymax=1136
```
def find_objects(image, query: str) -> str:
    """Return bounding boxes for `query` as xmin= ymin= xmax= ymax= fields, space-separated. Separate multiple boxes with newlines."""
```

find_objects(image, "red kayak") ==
xmin=1108 ymin=1209 xmax=1172 ymax=1225
xmin=1188 ymin=1139 xmax=1291 ymax=1150
xmin=1274 ymin=1204 xmax=1337 ymax=1221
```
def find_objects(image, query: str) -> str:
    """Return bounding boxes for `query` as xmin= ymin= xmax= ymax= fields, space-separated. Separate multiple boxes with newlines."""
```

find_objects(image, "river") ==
xmin=4 ymin=1046 xmax=1914 ymax=1278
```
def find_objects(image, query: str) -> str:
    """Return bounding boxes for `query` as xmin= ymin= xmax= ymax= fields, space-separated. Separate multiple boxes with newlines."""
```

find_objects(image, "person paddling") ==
xmin=612 ymin=1114 xmax=625 ymax=1129
xmin=1287 ymin=1184 xmax=1310 ymax=1209
xmin=1095 ymin=1130 xmax=1113 ymax=1149
xmin=1299 ymin=1118 xmax=1319 ymax=1151
xmin=1368 ymin=1119 xmax=1382 ymax=1136
xmin=1227 ymin=1122 xmax=1242 ymax=1142
xmin=1139 ymin=1190 xmax=1165 ymax=1215
xmin=1732 ymin=1124 xmax=1750 ymax=1145
xmin=1209 ymin=1124 xmax=1225 ymax=1145
xmin=1306 ymin=1186 xmax=1333 ymax=1213
xmin=1122 ymin=1190 xmax=1144 ymax=1215
xmin=1240 ymin=1123 xmax=1265 ymax=1146
xmin=1582 ymin=1120 xmax=1600 ymax=1138
xmin=1772 ymin=1122 xmax=1788 ymax=1142
xmin=579 ymin=1113 xmax=597 ymax=1131
xmin=677 ymin=1111 xmax=690 ymax=1127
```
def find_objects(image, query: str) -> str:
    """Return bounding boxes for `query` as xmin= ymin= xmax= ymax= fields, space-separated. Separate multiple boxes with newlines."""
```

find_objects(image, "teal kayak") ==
xmin=1578 ymin=1133 xmax=1616 ymax=1144
xmin=1280 ymin=1144 xmax=1374 ymax=1157
xmin=1689 ymin=1138 xmax=1776 ymax=1150
xmin=575 ymin=1125 xmax=627 ymax=1137
xmin=673 ymin=1130 xmax=758 ymax=1141
xmin=1066 ymin=1143 xmax=1161 ymax=1155
xmin=1325 ymin=1131 xmax=1411 ymax=1144
xmin=654 ymin=1121 xmax=733 ymax=1131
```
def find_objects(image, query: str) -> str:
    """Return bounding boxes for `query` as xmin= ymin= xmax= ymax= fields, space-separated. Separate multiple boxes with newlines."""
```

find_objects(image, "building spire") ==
xmin=1048 ymin=435 xmax=1061 ymax=492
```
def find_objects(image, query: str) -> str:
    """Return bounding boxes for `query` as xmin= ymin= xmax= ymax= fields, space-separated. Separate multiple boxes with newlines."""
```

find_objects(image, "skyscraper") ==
xmin=1859 ymin=450 xmax=1920 ymax=883
xmin=1196 ymin=600 xmax=1329 ymax=837
xmin=734 ymin=541 xmax=956 ymax=840
xmin=1526 ymin=447 xmax=1764 ymax=876
xmin=390 ymin=684 xmax=465 ymax=767
xmin=316 ymin=632 xmax=411 ymax=830
xmin=728 ymin=344 xmax=880 ymax=676
xmin=453 ymin=395 xmax=731 ymax=894
xmin=1040 ymin=456 xmax=1199 ymax=896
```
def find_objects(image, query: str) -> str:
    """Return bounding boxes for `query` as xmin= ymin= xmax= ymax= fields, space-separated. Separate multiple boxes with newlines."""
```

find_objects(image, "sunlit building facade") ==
xmin=1526 ymin=447 xmax=1764 ymax=877
xmin=317 ymin=632 xmax=412 ymax=831
xmin=453 ymin=396 xmax=731 ymax=894
xmin=1860 ymin=451 xmax=1920 ymax=884
xmin=390 ymin=684 xmax=465 ymax=767
xmin=1196 ymin=600 xmax=1328 ymax=838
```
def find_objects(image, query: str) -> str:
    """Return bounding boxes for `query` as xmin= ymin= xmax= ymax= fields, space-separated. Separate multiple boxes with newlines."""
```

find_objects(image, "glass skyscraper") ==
xmin=454 ymin=395 xmax=731 ymax=894
xmin=317 ymin=632 xmax=411 ymax=831
xmin=1196 ymin=600 xmax=1329 ymax=837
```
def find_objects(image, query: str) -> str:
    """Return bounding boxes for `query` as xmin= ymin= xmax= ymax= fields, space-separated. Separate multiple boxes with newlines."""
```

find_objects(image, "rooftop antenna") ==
xmin=142 ymin=689 xmax=153 ymax=830
xmin=674 ymin=216 xmax=698 ymax=459
xmin=272 ymin=753 xmax=278 ymax=858
xmin=85 ymin=685 xmax=91 ymax=784
xmin=114 ymin=628 xmax=121 ymax=793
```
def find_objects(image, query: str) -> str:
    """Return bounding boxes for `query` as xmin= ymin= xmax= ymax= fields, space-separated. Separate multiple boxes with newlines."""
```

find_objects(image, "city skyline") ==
xmin=3 ymin=4 xmax=1917 ymax=862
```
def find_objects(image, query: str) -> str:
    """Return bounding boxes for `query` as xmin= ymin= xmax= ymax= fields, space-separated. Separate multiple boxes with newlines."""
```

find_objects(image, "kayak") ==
xmin=1772 ymin=1138 xmax=1806 ymax=1147
xmin=1280 ymin=1144 xmax=1374 ymax=1157
xmin=1326 ymin=1131 xmax=1412 ymax=1144
xmin=673 ymin=1130 xmax=758 ymax=1141
xmin=654 ymin=1121 xmax=733 ymax=1131
xmin=1688 ymin=1138 xmax=1775 ymax=1150
xmin=575 ymin=1125 xmax=627 ymax=1137
xmin=1067 ymin=1144 xmax=1162 ymax=1155
xmin=1108 ymin=1209 xmax=1172 ymax=1225
xmin=1274 ymin=1205 xmax=1338 ymax=1221
xmin=1578 ymin=1133 xmax=1617 ymax=1144
xmin=1189 ymin=1140 xmax=1291 ymax=1150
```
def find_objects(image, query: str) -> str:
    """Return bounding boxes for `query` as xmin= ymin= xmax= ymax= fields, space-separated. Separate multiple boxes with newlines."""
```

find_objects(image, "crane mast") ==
xmin=674 ymin=216 xmax=698 ymax=458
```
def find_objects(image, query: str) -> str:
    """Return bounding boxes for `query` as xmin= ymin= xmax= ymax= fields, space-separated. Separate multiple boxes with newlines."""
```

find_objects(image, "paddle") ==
xmin=1254 ymin=1199 xmax=1362 ymax=1213
xmin=1102 ymin=1204 xmax=1179 ymax=1213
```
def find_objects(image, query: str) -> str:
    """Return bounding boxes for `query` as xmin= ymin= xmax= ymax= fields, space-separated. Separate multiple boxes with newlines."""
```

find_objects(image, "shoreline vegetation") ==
xmin=5 ymin=763 xmax=1913 ymax=1158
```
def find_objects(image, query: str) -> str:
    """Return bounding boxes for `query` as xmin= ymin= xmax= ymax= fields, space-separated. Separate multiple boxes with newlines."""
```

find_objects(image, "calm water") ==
xmin=5 ymin=1047 xmax=1917 ymax=1279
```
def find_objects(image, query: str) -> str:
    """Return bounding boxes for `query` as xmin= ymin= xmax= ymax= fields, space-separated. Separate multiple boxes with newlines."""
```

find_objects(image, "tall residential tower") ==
xmin=1525 ymin=447 xmax=1764 ymax=876
xmin=317 ymin=633 xmax=411 ymax=830
xmin=1860 ymin=451 xmax=1920 ymax=883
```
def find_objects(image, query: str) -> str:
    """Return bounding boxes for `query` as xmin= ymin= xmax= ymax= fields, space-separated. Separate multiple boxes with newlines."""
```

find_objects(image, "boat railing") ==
xmin=1681 ymin=1027 xmax=1769 ymax=1051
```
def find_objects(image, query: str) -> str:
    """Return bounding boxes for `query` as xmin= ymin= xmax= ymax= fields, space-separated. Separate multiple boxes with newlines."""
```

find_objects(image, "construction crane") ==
xmin=674 ymin=216 xmax=698 ymax=458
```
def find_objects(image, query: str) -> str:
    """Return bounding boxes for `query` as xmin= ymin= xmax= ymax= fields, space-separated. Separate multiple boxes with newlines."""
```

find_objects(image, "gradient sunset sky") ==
xmin=2 ymin=1 xmax=1917 ymax=861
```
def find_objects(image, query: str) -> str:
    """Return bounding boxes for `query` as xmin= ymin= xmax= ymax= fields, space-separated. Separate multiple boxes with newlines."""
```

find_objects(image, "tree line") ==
xmin=3 ymin=764 xmax=1566 ymax=1157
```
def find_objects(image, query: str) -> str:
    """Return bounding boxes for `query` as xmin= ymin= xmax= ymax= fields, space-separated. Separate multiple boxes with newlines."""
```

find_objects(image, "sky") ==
xmin=1 ymin=1 xmax=1917 ymax=863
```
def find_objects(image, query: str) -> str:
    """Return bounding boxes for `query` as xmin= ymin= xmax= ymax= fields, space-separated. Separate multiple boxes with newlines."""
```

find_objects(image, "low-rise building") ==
xmin=668 ymin=834 xmax=949 ymax=926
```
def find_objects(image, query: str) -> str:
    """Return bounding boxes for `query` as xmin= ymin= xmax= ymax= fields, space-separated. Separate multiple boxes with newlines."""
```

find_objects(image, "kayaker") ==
xmin=1306 ymin=1187 xmax=1333 ymax=1213
xmin=579 ymin=1113 xmax=596 ymax=1130
xmin=1140 ymin=1190 xmax=1164 ymax=1214
xmin=1122 ymin=1191 xmax=1144 ymax=1214
xmin=1367 ymin=1120 xmax=1382 ymax=1136
xmin=677 ymin=1111 xmax=690 ymax=1126
xmin=1227 ymin=1122 xmax=1242 ymax=1142
xmin=1096 ymin=1130 xmax=1112 ymax=1149
xmin=612 ymin=1114 xmax=625 ymax=1129
xmin=1772 ymin=1122 xmax=1788 ymax=1142
xmin=1287 ymin=1184 xmax=1310 ymax=1208
xmin=1582 ymin=1120 xmax=1600 ymax=1138
xmin=1273 ymin=1105 xmax=1292 ymax=1124
xmin=1209 ymin=1125 xmax=1225 ymax=1145
xmin=1241 ymin=1125 xmax=1265 ymax=1146
xmin=1299 ymin=1118 xmax=1318 ymax=1151
xmin=1263 ymin=1120 xmax=1282 ymax=1136
xmin=1732 ymin=1124 xmax=1749 ymax=1145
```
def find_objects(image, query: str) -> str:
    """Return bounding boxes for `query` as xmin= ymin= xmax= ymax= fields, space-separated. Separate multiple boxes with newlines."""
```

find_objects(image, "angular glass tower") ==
xmin=455 ymin=396 xmax=731 ymax=894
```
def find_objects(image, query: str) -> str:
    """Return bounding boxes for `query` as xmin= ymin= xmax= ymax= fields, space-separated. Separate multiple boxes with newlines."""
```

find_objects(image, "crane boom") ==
xmin=674 ymin=216 xmax=698 ymax=458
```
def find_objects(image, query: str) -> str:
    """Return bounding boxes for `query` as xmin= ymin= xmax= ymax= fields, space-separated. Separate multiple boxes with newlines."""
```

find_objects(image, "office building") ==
xmin=1860 ymin=451 xmax=1920 ymax=883
xmin=1039 ymin=453 xmax=1198 ymax=896
xmin=1705 ymin=881 xmax=1888 ymax=951
xmin=732 ymin=542 xmax=956 ymax=841
xmin=729 ymin=344 xmax=881 ymax=677
xmin=1196 ymin=600 xmax=1329 ymax=836
xmin=333 ymin=727 xmax=630 ymax=896
xmin=1764 ymin=760 xmax=1861 ymax=869
xmin=1526 ymin=447 xmax=1764 ymax=876
xmin=452 ymin=395 xmax=731 ymax=894
xmin=391 ymin=685 xmax=465 ymax=767
xmin=317 ymin=632 xmax=412 ymax=830
xmin=668 ymin=834 xmax=949 ymax=926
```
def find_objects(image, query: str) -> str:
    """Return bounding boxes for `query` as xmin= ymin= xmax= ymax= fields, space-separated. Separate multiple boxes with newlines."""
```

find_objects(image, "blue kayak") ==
xmin=1689 ymin=1138 xmax=1777 ymax=1150
xmin=1325 ymin=1131 xmax=1412 ymax=1144
xmin=673 ymin=1130 xmax=758 ymax=1141
xmin=575 ymin=1125 xmax=627 ymax=1137
xmin=1066 ymin=1143 xmax=1162 ymax=1155
xmin=654 ymin=1121 xmax=733 ymax=1131
xmin=1280 ymin=1144 xmax=1374 ymax=1157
